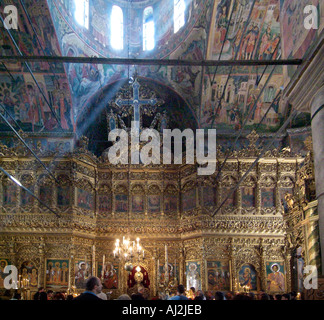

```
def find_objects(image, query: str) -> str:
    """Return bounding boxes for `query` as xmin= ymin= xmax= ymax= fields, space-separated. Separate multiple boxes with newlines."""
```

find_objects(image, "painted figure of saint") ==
xmin=267 ymin=263 xmax=285 ymax=292
xmin=75 ymin=262 xmax=88 ymax=289
xmin=103 ymin=262 xmax=118 ymax=289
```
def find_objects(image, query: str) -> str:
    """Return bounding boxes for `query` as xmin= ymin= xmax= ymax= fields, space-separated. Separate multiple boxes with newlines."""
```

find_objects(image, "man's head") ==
xmin=86 ymin=276 xmax=102 ymax=294
xmin=177 ymin=284 xmax=186 ymax=295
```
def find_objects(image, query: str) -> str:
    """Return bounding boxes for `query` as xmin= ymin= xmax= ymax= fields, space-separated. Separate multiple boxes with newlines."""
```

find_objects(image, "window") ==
xmin=174 ymin=0 xmax=185 ymax=33
xmin=111 ymin=5 xmax=124 ymax=50
xmin=74 ymin=0 xmax=89 ymax=29
xmin=143 ymin=7 xmax=155 ymax=51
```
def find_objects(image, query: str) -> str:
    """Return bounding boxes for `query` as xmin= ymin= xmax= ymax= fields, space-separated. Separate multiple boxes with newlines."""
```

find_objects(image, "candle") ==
xmin=165 ymin=244 xmax=169 ymax=284
xmin=68 ymin=263 xmax=71 ymax=290
xmin=92 ymin=245 xmax=96 ymax=276
xmin=102 ymin=255 xmax=105 ymax=278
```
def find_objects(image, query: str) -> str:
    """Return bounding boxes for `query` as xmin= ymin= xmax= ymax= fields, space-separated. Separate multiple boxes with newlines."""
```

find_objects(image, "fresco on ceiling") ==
xmin=200 ymin=71 xmax=283 ymax=131
xmin=209 ymin=0 xmax=281 ymax=61
xmin=47 ymin=0 xmax=214 ymax=126
xmin=0 ymin=74 xmax=73 ymax=132
xmin=280 ymin=0 xmax=322 ymax=59
xmin=280 ymin=0 xmax=323 ymax=80
xmin=201 ymin=0 xmax=283 ymax=132
xmin=0 ymin=0 xmax=72 ymax=134
xmin=53 ymin=0 xmax=210 ymax=60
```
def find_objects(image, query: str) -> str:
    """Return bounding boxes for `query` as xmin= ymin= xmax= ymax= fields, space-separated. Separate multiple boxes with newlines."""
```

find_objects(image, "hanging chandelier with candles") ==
xmin=113 ymin=236 xmax=145 ymax=269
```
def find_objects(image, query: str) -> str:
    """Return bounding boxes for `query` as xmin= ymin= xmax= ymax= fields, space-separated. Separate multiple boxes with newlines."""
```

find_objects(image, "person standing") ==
xmin=169 ymin=285 xmax=189 ymax=300
xmin=73 ymin=276 xmax=103 ymax=301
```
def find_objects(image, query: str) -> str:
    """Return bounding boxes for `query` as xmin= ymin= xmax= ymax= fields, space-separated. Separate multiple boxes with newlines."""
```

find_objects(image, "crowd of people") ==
xmin=0 ymin=276 xmax=301 ymax=301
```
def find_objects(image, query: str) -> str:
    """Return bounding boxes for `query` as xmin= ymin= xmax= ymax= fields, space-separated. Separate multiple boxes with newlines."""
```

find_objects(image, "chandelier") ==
xmin=113 ymin=237 xmax=145 ymax=271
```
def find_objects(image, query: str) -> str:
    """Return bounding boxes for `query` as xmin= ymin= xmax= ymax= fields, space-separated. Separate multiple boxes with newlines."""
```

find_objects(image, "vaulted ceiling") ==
xmin=0 ymin=0 xmax=322 ymax=155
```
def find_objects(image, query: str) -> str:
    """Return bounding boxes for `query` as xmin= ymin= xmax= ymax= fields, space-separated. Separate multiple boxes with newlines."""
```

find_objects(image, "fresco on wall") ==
xmin=159 ymin=262 xmax=179 ymax=286
xmin=209 ymin=0 xmax=280 ymax=60
xmin=57 ymin=186 xmax=71 ymax=206
xmin=21 ymin=188 xmax=34 ymax=206
xmin=115 ymin=194 xmax=128 ymax=213
xmin=238 ymin=263 xmax=257 ymax=290
xmin=20 ymin=261 xmax=38 ymax=288
xmin=207 ymin=260 xmax=230 ymax=291
xmin=0 ymin=0 xmax=72 ymax=134
xmin=186 ymin=261 xmax=202 ymax=291
xmin=148 ymin=195 xmax=161 ymax=213
xmin=201 ymin=72 xmax=283 ymax=131
xmin=97 ymin=261 xmax=118 ymax=289
xmin=164 ymin=194 xmax=178 ymax=214
xmin=132 ymin=195 xmax=145 ymax=213
xmin=203 ymin=0 xmax=284 ymax=131
xmin=39 ymin=185 xmax=53 ymax=206
xmin=98 ymin=194 xmax=111 ymax=215
xmin=74 ymin=260 xmax=91 ymax=289
xmin=222 ymin=187 xmax=235 ymax=207
xmin=77 ymin=188 xmax=94 ymax=211
xmin=46 ymin=259 xmax=69 ymax=289
xmin=182 ymin=189 xmax=197 ymax=212
xmin=2 ymin=183 xmax=17 ymax=206
xmin=280 ymin=0 xmax=321 ymax=60
xmin=266 ymin=261 xmax=285 ymax=292
xmin=261 ymin=188 xmax=275 ymax=208
xmin=203 ymin=186 xmax=216 ymax=207
xmin=0 ymin=259 xmax=10 ymax=288
xmin=242 ymin=187 xmax=255 ymax=207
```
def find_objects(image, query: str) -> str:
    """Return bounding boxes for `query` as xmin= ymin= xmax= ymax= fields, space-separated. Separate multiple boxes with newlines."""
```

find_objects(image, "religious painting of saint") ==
xmin=21 ymin=188 xmax=34 ymax=206
xmin=159 ymin=262 xmax=178 ymax=287
xmin=39 ymin=185 xmax=52 ymax=206
xmin=57 ymin=186 xmax=70 ymax=206
xmin=207 ymin=261 xmax=230 ymax=292
xmin=164 ymin=195 xmax=177 ymax=214
xmin=148 ymin=195 xmax=160 ymax=213
xmin=98 ymin=194 xmax=111 ymax=214
xmin=222 ymin=188 xmax=235 ymax=207
xmin=74 ymin=261 xmax=91 ymax=289
xmin=242 ymin=187 xmax=255 ymax=207
xmin=266 ymin=262 xmax=285 ymax=293
xmin=238 ymin=264 xmax=257 ymax=291
xmin=132 ymin=195 xmax=144 ymax=213
xmin=0 ymin=259 xmax=10 ymax=288
xmin=45 ymin=259 xmax=69 ymax=289
xmin=261 ymin=188 xmax=275 ymax=208
xmin=98 ymin=262 xmax=118 ymax=289
xmin=77 ymin=188 xmax=94 ymax=211
xmin=20 ymin=261 xmax=38 ymax=288
xmin=115 ymin=194 xmax=128 ymax=213
xmin=185 ymin=261 xmax=201 ymax=291
xmin=182 ymin=189 xmax=196 ymax=212
xmin=203 ymin=187 xmax=216 ymax=207
xmin=2 ymin=184 xmax=17 ymax=206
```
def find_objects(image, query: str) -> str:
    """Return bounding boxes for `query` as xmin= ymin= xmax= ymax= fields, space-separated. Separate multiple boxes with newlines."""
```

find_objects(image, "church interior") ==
xmin=0 ymin=0 xmax=323 ymax=300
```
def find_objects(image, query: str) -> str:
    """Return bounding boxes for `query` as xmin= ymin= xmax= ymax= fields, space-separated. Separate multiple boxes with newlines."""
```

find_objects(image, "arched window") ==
xmin=74 ymin=0 xmax=89 ymax=29
xmin=111 ymin=5 xmax=124 ymax=50
xmin=143 ymin=7 xmax=155 ymax=51
xmin=174 ymin=0 xmax=185 ymax=33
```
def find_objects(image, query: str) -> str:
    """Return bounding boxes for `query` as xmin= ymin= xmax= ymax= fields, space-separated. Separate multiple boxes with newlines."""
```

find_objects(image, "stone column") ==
xmin=311 ymin=85 xmax=324 ymax=275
